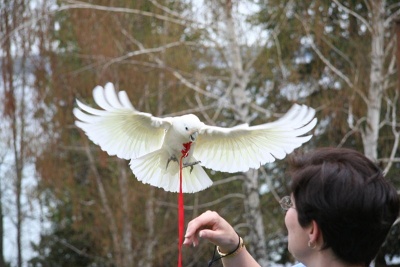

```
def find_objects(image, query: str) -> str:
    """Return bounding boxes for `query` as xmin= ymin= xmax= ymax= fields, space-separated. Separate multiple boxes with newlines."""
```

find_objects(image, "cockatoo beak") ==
xmin=189 ymin=131 xmax=198 ymax=142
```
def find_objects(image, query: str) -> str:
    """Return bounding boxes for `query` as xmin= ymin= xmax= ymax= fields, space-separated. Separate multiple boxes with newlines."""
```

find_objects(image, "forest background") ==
xmin=1 ymin=0 xmax=400 ymax=266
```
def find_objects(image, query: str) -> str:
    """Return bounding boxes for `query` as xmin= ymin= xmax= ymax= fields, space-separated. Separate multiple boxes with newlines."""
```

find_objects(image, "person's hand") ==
xmin=183 ymin=210 xmax=239 ymax=253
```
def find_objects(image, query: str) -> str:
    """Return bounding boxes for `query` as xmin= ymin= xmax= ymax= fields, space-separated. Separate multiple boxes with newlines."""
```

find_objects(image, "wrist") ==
xmin=208 ymin=233 xmax=246 ymax=266
xmin=216 ymin=232 xmax=241 ymax=253
xmin=217 ymin=235 xmax=245 ymax=258
xmin=217 ymin=243 xmax=239 ymax=254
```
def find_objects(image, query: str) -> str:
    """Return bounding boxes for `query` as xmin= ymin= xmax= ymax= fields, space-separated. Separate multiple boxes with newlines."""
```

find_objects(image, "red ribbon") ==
xmin=178 ymin=142 xmax=192 ymax=267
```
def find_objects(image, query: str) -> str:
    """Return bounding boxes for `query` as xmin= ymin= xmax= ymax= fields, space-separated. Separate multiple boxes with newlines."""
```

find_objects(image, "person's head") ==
xmin=287 ymin=147 xmax=399 ymax=266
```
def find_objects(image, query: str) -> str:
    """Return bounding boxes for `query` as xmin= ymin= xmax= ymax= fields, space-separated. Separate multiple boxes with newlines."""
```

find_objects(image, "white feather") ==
xmin=74 ymin=85 xmax=171 ymax=160
xmin=93 ymin=85 xmax=114 ymax=111
xmin=194 ymin=104 xmax=317 ymax=173
xmin=74 ymin=83 xmax=317 ymax=193
xmin=130 ymin=149 xmax=212 ymax=193
xmin=118 ymin=91 xmax=135 ymax=110
xmin=75 ymin=100 xmax=107 ymax=117
xmin=104 ymin=82 xmax=124 ymax=109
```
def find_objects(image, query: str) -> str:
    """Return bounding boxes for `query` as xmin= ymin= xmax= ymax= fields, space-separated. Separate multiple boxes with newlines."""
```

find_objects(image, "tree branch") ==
xmin=272 ymin=31 xmax=288 ymax=80
xmin=101 ymin=41 xmax=196 ymax=70
xmin=148 ymin=0 xmax=186 ymax=21
xmin=62 ymin=0 xmax=187 ymax=26
xmin=338 ymin=117 xmax=366 ymax=147
xmin=260 ymin=167 xmax=281 ymax=203
xmin=295 ymin=14 xmax=354 ymax=88
xmin=211 ymin=175 xmax=245 ymax=186
xmin=82 ymin=139 xmax=122 ymax=265
xmin=385 ymin=8 xmax=400 ymax=28
xmin=320 ymin=35 xmax=356 ymax=70
xmin=332 ymin=0 xmax=372 ymax=32
xmin=382 ymin=92 xmax=400 ymax=175
xmin=156 ymin=193 xmax=245 ymax=210
xmin=53 ymin=236 xmax=110 ymax=262
xmin=120 ymin=29 xmax=221 ymax=101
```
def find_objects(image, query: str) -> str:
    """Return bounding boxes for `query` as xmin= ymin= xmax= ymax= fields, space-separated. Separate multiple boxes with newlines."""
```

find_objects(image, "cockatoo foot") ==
xmin=183 ymin=161 xmax=201 ymax=173
xmin=166 ymin=156 xmax=178 ymax=170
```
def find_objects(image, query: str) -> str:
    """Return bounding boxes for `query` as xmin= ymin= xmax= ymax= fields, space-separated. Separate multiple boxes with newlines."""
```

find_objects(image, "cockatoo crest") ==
xmin=73 ymin=82 xmax=317 ymax=193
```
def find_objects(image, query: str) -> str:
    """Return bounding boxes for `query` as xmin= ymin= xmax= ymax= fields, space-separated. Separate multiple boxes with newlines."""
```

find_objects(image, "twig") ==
xmin=156 ymin=193 xmax=245 ymax=210
xmin=382 ymin=92 xmax=400 ymax=175
xmin=295 ymin=14 xmax=354 ymax=88
xmin=260 ymin=167 xmax=281 ymax=203
xmin=332 ymin=0 xmax=372 ymax=32
xmin=63 ymin=0 xmax=187 ymax=26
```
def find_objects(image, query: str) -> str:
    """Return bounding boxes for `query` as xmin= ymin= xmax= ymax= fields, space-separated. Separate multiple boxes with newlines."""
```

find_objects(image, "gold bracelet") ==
xmin=216 ymin=236 xmax=245 ymax=258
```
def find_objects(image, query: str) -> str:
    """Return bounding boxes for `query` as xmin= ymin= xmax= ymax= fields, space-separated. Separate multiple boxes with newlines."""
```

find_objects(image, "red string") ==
xmin=178 ymin=142 xmax=192 ymax=267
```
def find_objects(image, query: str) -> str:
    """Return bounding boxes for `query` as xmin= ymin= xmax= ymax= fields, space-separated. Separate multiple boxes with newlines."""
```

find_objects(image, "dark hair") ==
xmin=289 ymin=147 xmax=399 ymax=266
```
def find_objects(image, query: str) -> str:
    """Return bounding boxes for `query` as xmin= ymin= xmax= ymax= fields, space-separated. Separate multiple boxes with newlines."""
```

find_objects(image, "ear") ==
xmin=308 ymin=220 xmax=321 ymax=245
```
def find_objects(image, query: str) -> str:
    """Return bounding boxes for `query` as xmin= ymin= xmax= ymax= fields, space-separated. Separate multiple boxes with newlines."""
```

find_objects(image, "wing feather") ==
xmin=104 ymin=82 xmax=124 ymax=109
xmin=195 ymin=104 xmax=317 ymax=173
xmin=118 ymin=91 xmax=135 ymax=110
xmin=74 ymin=83 xmax=172 ymax=160
xmin=93 ymin=85 xmax=114 ymax=111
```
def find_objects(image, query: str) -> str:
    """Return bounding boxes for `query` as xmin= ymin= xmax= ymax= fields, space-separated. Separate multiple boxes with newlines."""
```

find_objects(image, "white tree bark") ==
xmin=117 ymin=159 xmax=133 ymax=267
xmin=222 ymin=1 xmax=268 ymax=264
xmin=362 ymin=0 xmax=386 ymax=161
xmin=243 ymin=170 xmax=269 ymax=266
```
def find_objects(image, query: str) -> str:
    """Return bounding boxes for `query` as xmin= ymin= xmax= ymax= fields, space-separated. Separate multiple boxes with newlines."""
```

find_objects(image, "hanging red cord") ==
xmin=178 ymin=142 xmax=192 ymax=267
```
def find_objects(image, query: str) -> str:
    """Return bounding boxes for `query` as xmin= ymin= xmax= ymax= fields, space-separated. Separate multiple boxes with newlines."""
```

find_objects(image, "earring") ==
xmin=308 ymin=240 xmax=317 ymax=249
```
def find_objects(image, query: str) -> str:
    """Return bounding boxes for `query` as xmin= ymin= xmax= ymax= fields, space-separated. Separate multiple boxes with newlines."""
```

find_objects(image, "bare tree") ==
xmin=292 ymin=1 xmax=400 ymax=262
xmin=1 ymin=2 xmax=30 ymax=266
xmin=0 ymin=149 xmax=7 ymax=267
xmin=219 ymin=1 xmax=268 ymax=264
xmin=298 ymin=0 xmax=399 ymax=168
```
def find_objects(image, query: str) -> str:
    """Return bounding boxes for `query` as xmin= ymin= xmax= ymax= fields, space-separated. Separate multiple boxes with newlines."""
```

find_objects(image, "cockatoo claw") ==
xmin=183 ymin=161 xmax=201 ymax=173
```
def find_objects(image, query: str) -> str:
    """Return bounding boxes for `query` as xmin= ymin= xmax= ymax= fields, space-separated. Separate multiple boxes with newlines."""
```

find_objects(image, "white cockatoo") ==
xmin=73 ymin=83 xmax=317 ymax=193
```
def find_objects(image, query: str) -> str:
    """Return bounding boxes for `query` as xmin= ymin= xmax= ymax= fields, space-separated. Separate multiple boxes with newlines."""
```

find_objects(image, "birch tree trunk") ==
xmin=138 ymin=61 xmax=165 ymax=267
xmin=1 ymin=2 xmax=30 ymax=266
xmin=362 ymin=0 xmax=386 ymax=161
xmin=140 ymin=188 xmax=156 ymax=267
xmin=117 ymin=159 xmax=133 ymax=267
xmin=223 ymin=1 xmax=268 ymax=265
xmin=0 ymin=171 xmax=4 ymax=267
xmin=243 ymin=170 xmax=269 ymax=266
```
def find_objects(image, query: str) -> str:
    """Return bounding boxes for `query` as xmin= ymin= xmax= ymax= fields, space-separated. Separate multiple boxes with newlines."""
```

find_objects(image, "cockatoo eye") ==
xmin=185 ymin=127 xmax=189 ymax=131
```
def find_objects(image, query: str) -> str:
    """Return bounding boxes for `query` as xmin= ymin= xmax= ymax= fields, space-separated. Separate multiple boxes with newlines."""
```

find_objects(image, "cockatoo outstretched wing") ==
xmin=73 ymin=82 xmax=172 ymax=160
xmin=194 ymin=104 xmax=317 ymax=173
